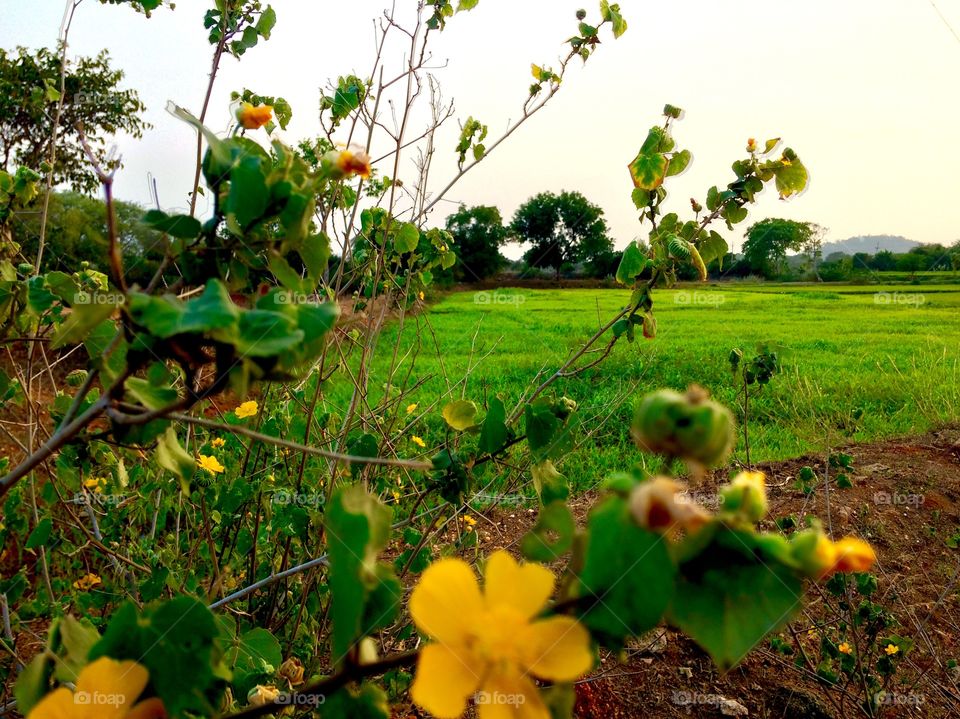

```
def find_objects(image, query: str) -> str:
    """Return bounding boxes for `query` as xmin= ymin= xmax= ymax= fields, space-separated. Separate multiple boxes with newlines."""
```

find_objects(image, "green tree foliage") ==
xmin=510 ymin=190 xmax=614 ymax=279
xmin=742 ymin=218 xmax=817 ymax=279
xmin=0 ymin=46 xmax=148 ymax=193
xmin=444 ymin=204 xmax=507 ymax=281
xmin=11 ymin=191 xmax=164 ymax=284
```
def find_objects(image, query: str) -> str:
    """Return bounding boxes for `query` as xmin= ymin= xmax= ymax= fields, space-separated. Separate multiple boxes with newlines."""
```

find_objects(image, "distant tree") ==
xmin=12 ymin=191 xmax=164 ymax=284
xmin=0 ymin=46 xmax=148 ymax=193
xmin=742 ymin=219 xmax=818 ymax=279
xmin=444 ymin=204 xmax=507 ymax=281
xmin=799 ymin=223 xmax=825 ymax=278
xmin=872 ymin=250 xmax=897 ymax=271
xmin=510 ymin=190 xmax=613 ymax=279
xmin=895 ymin=251 xmax=926 ymax=276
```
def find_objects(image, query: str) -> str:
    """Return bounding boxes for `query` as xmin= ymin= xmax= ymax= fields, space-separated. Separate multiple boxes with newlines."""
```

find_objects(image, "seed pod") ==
xmin=720 ymin=471 xmax=768 ymax=523
xmin=631 ymin=386 xmax=735 ymax=469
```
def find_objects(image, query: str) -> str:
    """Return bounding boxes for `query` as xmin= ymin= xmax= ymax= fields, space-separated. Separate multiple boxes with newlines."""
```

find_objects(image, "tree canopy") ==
xmin=742 ymin=218 xmax=819 ymax=279
xmin=510 ymin=190 xmax=613 ymax=278
xmin=0 ymin=46 xmax=148 ymax=193
xmin=444 ymin=204 xmax=507 ymax=281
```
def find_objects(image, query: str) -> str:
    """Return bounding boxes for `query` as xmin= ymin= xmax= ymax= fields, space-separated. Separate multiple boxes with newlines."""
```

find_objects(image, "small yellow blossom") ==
xmin=210 ymin=437 xmax=226 ymax=449
xmin=838 ymin=642 xmax=852 ymax=655
xmin=418 ymin=291 xmax=425 ymax=301
xmin=236 ymin=102 xmax=273 ymax=130
xmin=336 ymin=148 xmax=371 ymax=179
xmin=197 ymin=454 xmax=225 ymax=475
xmin=83 ymin=477 xmax=107 ymax=493
xmin=235 ymin=400 xmax=259 ymax=419
xmin=410 ymin=550 xmax=593 ymax=719
xmin=411 ymin=435 xmax=426 ymax=448
xmin=884 ymin=643 xmax=899 ymax=656
xmin=780 ymin=154 xmax=793 ymax=166
xmin=830 ymin=537 xmax=877 ymax=574
xmin=461 ymin=515 xmax=477 ymax=532
xmin=27 ymin=657 xmax=165 ymax=719
xmin=279 ymin=657 xmax=305 ymax=686
xmin=406 ymin=403 xmax=418 ymax=414
xmin=72 ymin=573 xmax=102 ymax=591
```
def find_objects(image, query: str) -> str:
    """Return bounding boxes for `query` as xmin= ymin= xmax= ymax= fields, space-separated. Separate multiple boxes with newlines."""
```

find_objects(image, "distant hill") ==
xmin=820 ymin=235 xmax=920 ymax=256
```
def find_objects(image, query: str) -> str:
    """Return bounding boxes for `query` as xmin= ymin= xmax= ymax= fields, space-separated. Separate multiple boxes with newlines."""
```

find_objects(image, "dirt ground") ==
xmin=437 ymin=427 xmax=960 ymax=719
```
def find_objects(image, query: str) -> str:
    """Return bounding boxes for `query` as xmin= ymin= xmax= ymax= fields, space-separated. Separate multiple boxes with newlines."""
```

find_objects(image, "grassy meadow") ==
xmin=326 ymin=284 xmax=960 ymax=495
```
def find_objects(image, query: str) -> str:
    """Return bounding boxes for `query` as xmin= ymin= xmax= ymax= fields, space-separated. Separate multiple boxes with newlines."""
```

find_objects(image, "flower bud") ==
xmin=359 ymin=637 xmax=379 ymax=665
xmin=629 ymin=477 xmax=711 ymax=537
xmin=719 ymin=471 xmax=768 ymax=523
xmin=247 ymin=684 xmax=281 ymax=707
xmin=576 ymin=8 xmax=586 ymax=20
xmin=830 ymin=537 xmax=876 ymax=574
xmin=236 ymin=102 xmax=273 ymax=130
xmin=279 ymin=657 xmax=304 ymax=686
xmin=746 ymin=138 xmax=757 ymax=153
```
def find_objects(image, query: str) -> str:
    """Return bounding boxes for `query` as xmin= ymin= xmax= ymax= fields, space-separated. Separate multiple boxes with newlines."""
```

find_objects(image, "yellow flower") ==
xmin=235 ymin=400 xmax=259 ymax=419
xmin=418 ymin=291 xmax=425 ymax=301
xmin=336 ymin=148 xmax=371 ymax=179
xmin=72 ymin=573 xmax=102 ymax=591
xmin=83 ymin=477 xmax=107 ymax=493
xmin=279 ymin=657 xmax=304 ymax=686
xmin=830 ymin=537 xmax=876 ymax=574
xmin=28 ymin=657 xmax=165 ymax=719
xmin=410 ymin=550 xmax=593 ymax=719
xmin=197 ymin=454 xmax=225 ymax=475
xmin=246 ymin=685 xmax=281 ymax=707
xmin=411 ymin=436 xmax=426 ymax=448
xmin=462 ymin=515 xmax=477 ymax=527
xmin=406 ymin=403 xmax=418 ymax=414
xmin=236 ymin=102 xmax=273 ymax=130
xmin=210 ymin=437 xmax=226 ymax=449
xmin=838 ymin=642 xmax=852 ymax=655
xmin=746 ymin=138 xmax=758 ymax=153
xmin=780 ymin=155 xmax=793 ymax=166
xmin=884 ymin=643 xmax=899 ymax=656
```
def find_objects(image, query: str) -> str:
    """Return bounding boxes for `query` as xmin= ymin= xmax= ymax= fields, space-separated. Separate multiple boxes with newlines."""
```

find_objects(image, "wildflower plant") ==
xmin=0 ymin=1 xmax=882 ymax=718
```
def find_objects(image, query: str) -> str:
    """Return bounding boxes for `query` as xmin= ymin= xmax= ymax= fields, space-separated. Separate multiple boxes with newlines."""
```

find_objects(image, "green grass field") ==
xmin=327 ymin=285 xmax=960 ymax=493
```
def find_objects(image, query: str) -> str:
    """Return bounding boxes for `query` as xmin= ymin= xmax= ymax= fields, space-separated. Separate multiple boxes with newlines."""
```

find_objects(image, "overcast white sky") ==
xmin=3 ymin=0 xmax=959 ymax=253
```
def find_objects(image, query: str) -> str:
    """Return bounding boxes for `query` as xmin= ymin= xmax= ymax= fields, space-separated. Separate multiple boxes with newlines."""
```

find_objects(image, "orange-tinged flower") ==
xmin=838 ymin=642 xmax=852 ymax=655
xmin=27 ymin=657 xmax=166 ymax=719
xmin=236 ymin=102 xmax=273 ymax=130
xmin=830 ymin=537 xmax=876 ymax=574
xmin=884 ymin=643 xmax=899 ymax=656
xmin=409 ymin=550 xmax=593 ymax=719
xmin=336 ymin=148 xmax=371 ymax=179
xmin=73 ymin=573 xmax=102 ymax=591
xmin=210 ymin=437 xmax=226 ymax=449
xmin=235 ymin=400 xmax=259 ymax=419
xmin=197 ymin=454 xmax=225 ymax=475
xmin=746 ymin=138 xmax=758 ymax=153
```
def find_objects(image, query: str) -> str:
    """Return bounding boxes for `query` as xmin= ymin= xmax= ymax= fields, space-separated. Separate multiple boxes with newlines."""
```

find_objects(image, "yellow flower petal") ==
xmin=76 ymin=658 xmax=150 ymax=719
xmin=125 ymin=698 xmax=167 ymax=719
xmin=410 ymin=643 xmax=482 ymax=719
xmin=28 ymin=687 xmax=78 ymax=719
xmin=885 ymin=643 xmax=899 ymax=656
xmin=521 ymin=615 xmax=593 ymax=682
xmin=477 ymin=672 xmax=550 ymax=719
xmin=410 ymin=558 xmax=484 ymax=644
xmin=483 ymin=551 xmax=554 ymax=620
xmin=831 ymin=537 xmax=876 ymax=573
xmin=235 ymin=400 xmax=259 ymax=419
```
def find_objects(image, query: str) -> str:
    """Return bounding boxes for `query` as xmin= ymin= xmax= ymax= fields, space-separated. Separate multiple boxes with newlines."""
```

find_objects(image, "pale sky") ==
xmin=2 ymin=0 xmax=959 ymax=253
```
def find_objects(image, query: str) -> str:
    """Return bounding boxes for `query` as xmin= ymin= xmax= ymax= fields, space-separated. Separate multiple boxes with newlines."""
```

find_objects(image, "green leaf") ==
xmin=394 ymin=223 xmax=420 ymax=254
xmin=666 ymin=149 xmax=691 ymax=177
xmin=478 ymin=397 xmax=508 ymax=455
xmin=628 ymin=135 xmax=669 ymax=191
xmin=226 ymin=157 xmax=269 ymax=233
xmin=347 ymin=432 xmax=379 ymax=480
xmin=326 ymin=486 xmax=394 ymax=666
xmin=322 ymin=683 xmax=390 ymax=719
xmin=667 ymin=527 xmax=803 ymax=671
xmin=698 ymin=231 xmax=728 ymax=268
xmin=578 ymin=494 xmax=675 ymax=645
xmin=225 ymin=628 xmax=282 ymax=695
xmin=521 ymin=500 xmax=574 ymax=562
xmin=156 ymin=426 xmax=195 ymax=492
xmin=457 ymin=0 xmax=479 ymax=11
xmin=442 ymin=399 xmax=478 ymax=431
xmin=125 ymin=376 xmax=178 ymax=411
xmin=90 ymin=598 xmax=220 ymax=717
xmin=51 ymin=295 xmax=120 ymax=349
xmin=774 ymin=158 xmax=809 ymax=199
xmin=615 ymin=242 xmax=647 ymax=285
xmin=600 ymin=1 xmax=628 ymax=37
xmin=53 ymin=616 xmax=101 ymax=683
xmin=14 ymin=654 xmax=49 ymax=716
xmin=142 ymin=210 xmax=202 ymax=239
xmin=25 ymin=517 xmax=52 ymax=550
xmin=256 ymin=6 xmax=277 ymax=38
